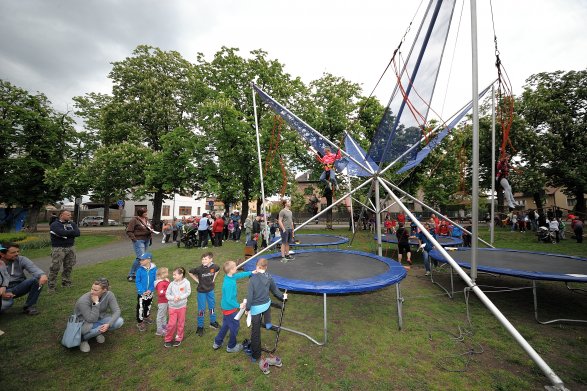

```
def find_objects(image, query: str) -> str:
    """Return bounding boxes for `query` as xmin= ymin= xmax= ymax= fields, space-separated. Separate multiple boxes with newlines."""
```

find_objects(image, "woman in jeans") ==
xmin=74 ymin=278 xmax=124 ymax=353
xmin=126 ymin=208 xmax=154 ymax=282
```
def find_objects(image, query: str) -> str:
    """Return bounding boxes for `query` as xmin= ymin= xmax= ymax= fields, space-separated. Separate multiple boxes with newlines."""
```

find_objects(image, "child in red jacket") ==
xmin=154 ymin=267 xmax=170 ymax=336
xmin=316 ymin=147 xmax=342 ymax=190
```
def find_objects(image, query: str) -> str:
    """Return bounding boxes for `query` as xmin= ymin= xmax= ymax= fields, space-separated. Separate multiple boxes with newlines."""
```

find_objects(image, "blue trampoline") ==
xmin=379 ymin=233 xmax=463 ymax=247
xmin=244 ymin=248 xmax=407 ymax=344
xmin=429 ymin=248 xmax=587 ymax=324
xmin=271 ymin=233 xmax=349 ymax=247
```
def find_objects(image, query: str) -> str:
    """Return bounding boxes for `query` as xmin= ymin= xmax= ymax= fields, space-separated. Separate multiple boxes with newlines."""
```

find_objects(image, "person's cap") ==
xmin=0 ymin=244 xmax=5 ymax=251
xmin=139 ymin=252 xmax=153 ymax=260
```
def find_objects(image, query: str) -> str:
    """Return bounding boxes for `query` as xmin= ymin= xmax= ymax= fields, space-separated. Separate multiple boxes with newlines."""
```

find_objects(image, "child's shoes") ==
xmin=259 ymin=358 xmax=270 ymax=375
xmin=266 ymin=355 xmax=282 ymax=367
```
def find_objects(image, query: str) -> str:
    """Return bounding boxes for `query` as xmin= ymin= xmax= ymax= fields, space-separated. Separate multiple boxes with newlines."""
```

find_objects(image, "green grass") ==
xmin=20 ymin=234 xmax=120 ymax=259
xmin=0 ymin=226 xmax=585 ymax=390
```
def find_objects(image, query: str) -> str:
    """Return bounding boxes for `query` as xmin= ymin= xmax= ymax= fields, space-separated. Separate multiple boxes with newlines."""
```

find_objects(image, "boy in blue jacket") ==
xmin=135 ymin=252 xmax=157 ymax=332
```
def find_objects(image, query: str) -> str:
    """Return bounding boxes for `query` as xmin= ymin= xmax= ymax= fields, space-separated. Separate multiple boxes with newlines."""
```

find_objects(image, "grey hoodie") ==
xmin=165 ymin=278 xmax=191 ymax=309
xmin=74 ymin=290 xmax=121 ymax=333
xmin=4 ymin=255 xmax=45 ymax=285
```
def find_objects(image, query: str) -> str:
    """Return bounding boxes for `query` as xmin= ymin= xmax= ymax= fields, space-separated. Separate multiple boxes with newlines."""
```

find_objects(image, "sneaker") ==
xmin=137 ymin=323 xmax=147 ymax=332
xmin=209 ymin=321 xmax=220 ymax=329
xmin=266 ymin=355 xmax=283 ymax=367
xmin=285 ymin=255 xmax=295 ymax=261
xmin=23 ymin=306 xmax=39 ymax=315
xmin=212 ymin=342 xmax=222 ymax=350
xmin=0 ymin=329 xmax=4 ymax=336
xmin=172 ymin=340 xmax=182 ymax=347
xmin=127 ymin=276 xmax=135 ymax=282
xmin=281 ymin=257 xmax=288 ymax=264
xmin=425 ymin=271 xmax=431 ymax=276
xmin=407 ymin=259 xmax=413 ymax=265
xmin=196 ymin=326 xmax=204 ymax=337
xmin=144 ymin=317 xmax=154 ymax=324
xmin=164 ymin=341 xmax=173 ymax=348
xmin=79 ymin=341 xmax=90 ymax=353
xmin=226 ymin=343 xmax=243 ymax=353
xmin=259 ymin=358 xmax=271 ymax=375
xmin=96 ymin=334 xmax=105 ymax=344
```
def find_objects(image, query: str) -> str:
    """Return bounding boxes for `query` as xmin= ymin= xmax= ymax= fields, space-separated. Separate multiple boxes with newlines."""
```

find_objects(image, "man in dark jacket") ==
xmin=49 ymin=210 xmax=81 ymax=292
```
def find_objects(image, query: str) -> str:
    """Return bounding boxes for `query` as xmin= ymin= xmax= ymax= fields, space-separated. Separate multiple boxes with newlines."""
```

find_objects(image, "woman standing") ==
xmin=74 ymin=278 xmax=124 ymax=353
xmin=126 ymin=208 xmax=154 ymax=282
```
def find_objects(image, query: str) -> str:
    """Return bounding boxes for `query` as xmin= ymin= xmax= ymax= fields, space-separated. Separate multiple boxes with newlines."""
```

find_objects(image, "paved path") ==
xmin=32 ymin=223 xmax=352 ymax=272
xmin=34 ymin=238 xmax=166 ymax=273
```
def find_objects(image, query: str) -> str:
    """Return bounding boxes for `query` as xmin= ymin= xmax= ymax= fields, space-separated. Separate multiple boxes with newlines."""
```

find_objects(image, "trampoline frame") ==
xmin=379 ymin=234 xmax=464 ymax=247
xmin=244 ymin=249 xmax=406 ymax=345
xmin=271 ymin=233 xmax=350 ymax=249
xmin=429 ymin=249 xmax=587 ymax=325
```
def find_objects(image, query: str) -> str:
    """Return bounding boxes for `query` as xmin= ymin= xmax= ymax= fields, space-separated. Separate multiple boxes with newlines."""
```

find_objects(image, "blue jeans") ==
xmin=1 ymin=278 xmax=42 ymax=311
xmin=197 ymin=291 xmax=216 ymax=327
xmin=214 ymin=311 xmax=240 ymax=349
xmin=83 ymin=317 xmax=124 ymax=340
xmin=422 ymin=250 xmax=431 ymax=272
xmin=128 ymin=239 xmax=150 ymax=278
xmin=320 ymin=170 xmax=337 ymax=186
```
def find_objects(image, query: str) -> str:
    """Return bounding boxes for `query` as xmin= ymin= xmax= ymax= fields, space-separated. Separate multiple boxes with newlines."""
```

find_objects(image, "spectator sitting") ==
xmin=0 ymin=242 xmax=48 ymax=315
xmin=74 ymin=278 xmax=123 ymax=353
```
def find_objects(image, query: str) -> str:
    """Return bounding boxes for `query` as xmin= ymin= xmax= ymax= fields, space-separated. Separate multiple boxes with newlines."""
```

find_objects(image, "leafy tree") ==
xmin=0 ymin=80 xmax=75 ymax=231
xmin=196 ymin=47 xmax=305 ymax=219
xmin=107 ymin=45 xmax=207 ymax=228
xmin=520 ymin=70 xmax=587 ymax=216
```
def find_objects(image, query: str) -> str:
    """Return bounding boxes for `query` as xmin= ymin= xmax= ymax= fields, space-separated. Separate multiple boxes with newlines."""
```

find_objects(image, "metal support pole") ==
xmin=323 ymin=293 xmax=328 ymax=344
xmin=470 ymin=0 xmax=479 ymax=283
xmin=379 ymin=178 xmax=567 ymax=390
xmin=348 ymin=180 xmax=355 ymax=234
xmin=236 ymin=177 xmax=373 ymax=269
xmin=252 ymin=85 xmax=270 ymax=241
xmin=380 ymin=177 xmax=494 ymax=248
xmin=491 ymin=84 xmax=496 ymax=245
xmin=375 ymin=178 xmax=383 ymax=256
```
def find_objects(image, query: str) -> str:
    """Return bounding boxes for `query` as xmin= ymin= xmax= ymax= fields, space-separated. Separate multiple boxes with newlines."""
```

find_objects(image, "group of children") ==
xmin=134 ymin=251 xmax=287 ymax=374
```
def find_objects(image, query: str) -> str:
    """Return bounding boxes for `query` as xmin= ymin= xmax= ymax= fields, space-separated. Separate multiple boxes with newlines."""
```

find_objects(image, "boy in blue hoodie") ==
xmin=135 ymin=252 xmax=157 ymax=332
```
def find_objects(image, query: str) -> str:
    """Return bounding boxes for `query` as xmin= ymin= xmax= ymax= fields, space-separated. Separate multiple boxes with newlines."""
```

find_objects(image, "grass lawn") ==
xmin=0 ymin=227 xmax=585 ymax=390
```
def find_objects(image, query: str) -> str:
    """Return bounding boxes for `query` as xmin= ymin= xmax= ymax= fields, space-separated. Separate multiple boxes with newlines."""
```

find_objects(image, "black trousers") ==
xmin=136 ymin=294 xmax=153 ymax=323
xmin=250 ymin=308 xmax=272 ymax=360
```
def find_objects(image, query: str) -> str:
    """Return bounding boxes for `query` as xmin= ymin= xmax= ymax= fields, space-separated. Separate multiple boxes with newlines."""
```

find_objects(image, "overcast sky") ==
xmin=1 ymin=0 xmax=586 ymax=122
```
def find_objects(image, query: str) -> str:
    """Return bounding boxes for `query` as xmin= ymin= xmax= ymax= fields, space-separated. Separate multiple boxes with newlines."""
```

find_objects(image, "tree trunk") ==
xmin=259 ymin=198 xmax=264 ymax=215
xmin=242 ymin=187 xmax=251 ymax=225
xmin=27 ymin=204 xmax=41 ymax=232
xmin=152 ymin=189 xmax=164 ymax=231
xmin=533 ymin=192 xmax=544 ymax=214
xmin=103 ymin=195 xmax=110 ymax=226
xmin=574 ymin=189 xmax=586 ymax=218
xmin=73 ymin=200 xmax=80 ymax=226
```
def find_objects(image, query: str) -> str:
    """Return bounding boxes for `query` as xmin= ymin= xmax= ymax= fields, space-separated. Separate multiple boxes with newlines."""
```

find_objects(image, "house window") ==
xmin=197 ymin=207 xmax=201 ymax=216
xmin=162 ymin=205 xmax=170 ymax=217
xmin=567 ymin=198 xmax=577 ymax=207
xmin=178 ymin=206 xmax=192 ymax=216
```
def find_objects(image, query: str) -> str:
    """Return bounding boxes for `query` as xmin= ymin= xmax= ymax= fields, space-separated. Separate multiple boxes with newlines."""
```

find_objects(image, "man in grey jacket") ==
xmin=0 ymin=242 xmax=48 ymax=315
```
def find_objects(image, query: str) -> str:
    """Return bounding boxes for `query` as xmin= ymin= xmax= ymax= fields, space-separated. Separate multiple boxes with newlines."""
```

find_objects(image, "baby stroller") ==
xmin=177 ymin=226 xmax=199 ymax=248
xmin=537 ymin=226 xmax=555 ymax=244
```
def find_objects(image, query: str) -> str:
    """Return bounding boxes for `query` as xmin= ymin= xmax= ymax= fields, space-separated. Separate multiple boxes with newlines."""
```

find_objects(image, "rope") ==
xmin=490 ymin=0 xmax=515 ymax=160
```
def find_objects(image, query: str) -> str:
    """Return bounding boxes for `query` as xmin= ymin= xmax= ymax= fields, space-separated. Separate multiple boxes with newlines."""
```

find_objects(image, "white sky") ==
xmin=1 ymin=0 xmax=586 ymax=122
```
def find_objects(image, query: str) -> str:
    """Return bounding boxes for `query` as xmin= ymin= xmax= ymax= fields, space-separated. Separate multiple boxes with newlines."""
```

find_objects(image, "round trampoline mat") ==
xmin=244 ymin=249 xmax=407 ymax=294
xmin=429 ymin=248 xmax=587 ymax=282
xmin=272 ymin=233 xmax=349 ymax=247
xmin=379 ymin=234 xmax=463 ymax=247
